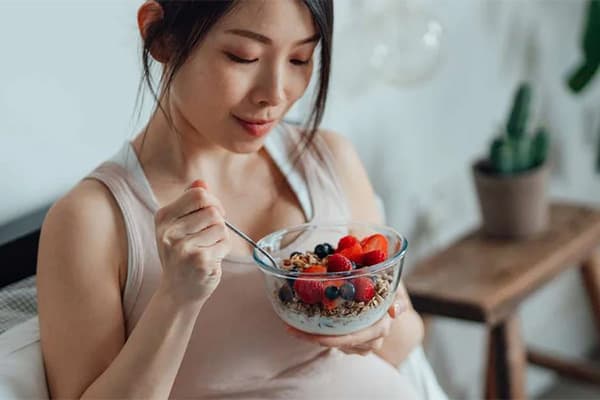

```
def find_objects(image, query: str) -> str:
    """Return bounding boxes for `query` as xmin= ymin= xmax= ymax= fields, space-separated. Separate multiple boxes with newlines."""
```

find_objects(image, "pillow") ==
xmin=0 ymin=317 xmax=48 ymax=399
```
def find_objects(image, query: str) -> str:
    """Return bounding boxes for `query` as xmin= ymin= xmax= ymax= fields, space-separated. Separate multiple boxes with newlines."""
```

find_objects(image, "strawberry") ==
xmin=337 ymin=242 xmax=363 ymax=264
xmin=337 ymin=235 xmax=359 ymax=251
xmin=294 ymin=279 xmax=324 ymax=304
xmin=352 ymin=277 xmax=376 ymax=302
xmin=360 ymin=234 xmax=389 ymax=258
xmin=361 ymin=250 xmax=386 ymax=266
xmin=326 ymin=254 xmax=353 ymax=272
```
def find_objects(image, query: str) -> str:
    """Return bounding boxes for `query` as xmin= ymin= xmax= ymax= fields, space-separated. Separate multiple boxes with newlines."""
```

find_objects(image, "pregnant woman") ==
xmin=37 ymin=1 xmax=446 ymax=398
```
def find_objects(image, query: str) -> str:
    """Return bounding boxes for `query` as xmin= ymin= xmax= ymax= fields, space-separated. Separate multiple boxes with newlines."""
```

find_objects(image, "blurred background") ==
xmin=1 ymin=0 xmax=600 ymax=398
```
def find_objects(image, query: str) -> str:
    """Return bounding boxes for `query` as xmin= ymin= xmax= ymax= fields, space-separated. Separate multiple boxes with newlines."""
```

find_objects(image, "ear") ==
xmin=137 ymin=0 xmax=170 ymax=63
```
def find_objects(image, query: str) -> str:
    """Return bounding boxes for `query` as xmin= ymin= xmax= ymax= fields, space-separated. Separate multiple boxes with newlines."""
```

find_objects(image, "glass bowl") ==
xmin=253 ymin=222 xmax=407 ymax=336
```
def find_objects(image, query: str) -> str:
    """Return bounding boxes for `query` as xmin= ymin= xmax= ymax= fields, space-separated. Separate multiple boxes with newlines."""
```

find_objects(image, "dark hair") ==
xmin=136 ymin=0 xmax=334 ymax=160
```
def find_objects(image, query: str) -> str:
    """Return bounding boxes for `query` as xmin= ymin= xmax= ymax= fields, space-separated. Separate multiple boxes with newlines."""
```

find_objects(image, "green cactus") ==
xmin=490 ymin=137 xmax=514 ymax=174
xmin=531 ymin=127 xmax=549 ymax=167
xmin=506 ymin=83 xmax=531 ymax=140
xmin=488 ymin=83 xmax=550 ymax=175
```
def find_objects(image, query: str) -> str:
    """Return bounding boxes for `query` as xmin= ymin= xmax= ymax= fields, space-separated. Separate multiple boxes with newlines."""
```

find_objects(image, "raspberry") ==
xmin=352 ymin=277 xmax=376 ymax=302
xmin=326 ymin=254 xmax=353 ymax=272
xmin=337 ymin=235 xmax=359 ymax=251
xmin=294 ymin=279 xmax=324 ymax=304
xmin=361 ymin=250 xmax=386 ymax=266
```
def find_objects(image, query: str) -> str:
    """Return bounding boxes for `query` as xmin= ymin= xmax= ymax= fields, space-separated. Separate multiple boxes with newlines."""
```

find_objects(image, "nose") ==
xmin=251 ymin=64 xmax=286 ymax=107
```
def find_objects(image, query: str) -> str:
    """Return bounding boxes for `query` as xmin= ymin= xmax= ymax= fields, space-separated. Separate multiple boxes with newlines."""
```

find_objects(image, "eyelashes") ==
xmin=224 ymin=52 xmax=311 ymax=66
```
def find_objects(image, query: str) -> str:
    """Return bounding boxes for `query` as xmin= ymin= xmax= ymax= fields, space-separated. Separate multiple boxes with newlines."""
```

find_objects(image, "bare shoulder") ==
xmin=37 ymin=179 xmax=128 ymax=398
xmin=39 ymin=178 xmax=127 ymax=280
xmin=319 ymin=130 xmax=383 ymax=224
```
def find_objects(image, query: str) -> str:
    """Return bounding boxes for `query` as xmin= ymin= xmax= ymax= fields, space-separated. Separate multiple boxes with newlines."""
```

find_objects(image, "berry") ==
xmin=361 ymin=250 xmax=386 ymax=266
xmin=323 ymin=243 xmax=335 ymax=255
xmin=304 ymin=265 xmax=327 ymax=274
xmin=352 ymin=277 xmax=376 ymax=302
xmin=322 ymin=297 xmax=339 ymax=311
xmin=360 ymin=234 xmax=389 ymax=258
xmin=337 ymin=235 xmax=359 ymax=251
xmin=326 ymin=254 xmax=353 ymax=273
xmin=293 ymin=279 xmax=324 ymax=304
xmin=314 ymin=244 xmax=329 ymax=259
xmin=278 ymin=284 xmax=294 ymax=303
xmin=339 ymin=282 xmax=356 ymax=301
xmin=324 ymin=285 xmax=339 ymax=300
xmin=337 ymin=242 xmax=364 ymax=264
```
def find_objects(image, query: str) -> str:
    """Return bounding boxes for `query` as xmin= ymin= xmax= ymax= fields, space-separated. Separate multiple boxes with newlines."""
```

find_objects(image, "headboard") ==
xmin=0 ymin=230 xmax=40 ymax=289
xmin=0 ymin=206 xmax=49 ymax=289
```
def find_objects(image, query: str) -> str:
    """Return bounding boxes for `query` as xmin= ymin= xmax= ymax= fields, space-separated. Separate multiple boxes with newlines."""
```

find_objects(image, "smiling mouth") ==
xmin=233 ymin=115 xmax=277 ymax=137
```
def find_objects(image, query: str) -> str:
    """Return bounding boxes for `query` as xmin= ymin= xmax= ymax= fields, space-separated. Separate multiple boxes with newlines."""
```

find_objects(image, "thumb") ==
xmin=187 ymin=179 xmax=209 ymax=191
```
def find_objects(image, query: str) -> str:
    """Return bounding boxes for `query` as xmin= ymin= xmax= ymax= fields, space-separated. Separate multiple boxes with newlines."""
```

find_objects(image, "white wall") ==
xmin=328 ymin=0 xmax=600 ymax=398
xmin=1 ymin=0 xmax=599 ymax=398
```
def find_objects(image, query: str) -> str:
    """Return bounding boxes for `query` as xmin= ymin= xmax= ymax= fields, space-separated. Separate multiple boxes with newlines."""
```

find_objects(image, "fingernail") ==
xmin=391 ymin=302 xmax=405 ymax=318
xmin=187 ymin=179 xmax=208 ymax=191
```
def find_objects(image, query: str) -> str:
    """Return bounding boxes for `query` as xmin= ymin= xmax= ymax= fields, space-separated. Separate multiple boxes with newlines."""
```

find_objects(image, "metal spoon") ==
xmin=224 ymin=220 xmax=279 ymax=269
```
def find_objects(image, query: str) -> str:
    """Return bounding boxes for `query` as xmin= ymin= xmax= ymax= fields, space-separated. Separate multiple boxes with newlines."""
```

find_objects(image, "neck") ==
xmin=134 ymin=99 xmax=265 ymax=189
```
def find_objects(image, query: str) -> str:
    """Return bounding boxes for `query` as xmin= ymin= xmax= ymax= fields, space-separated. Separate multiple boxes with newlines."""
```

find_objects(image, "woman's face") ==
xmin=168 ymin=0 xmax=318 ymax=153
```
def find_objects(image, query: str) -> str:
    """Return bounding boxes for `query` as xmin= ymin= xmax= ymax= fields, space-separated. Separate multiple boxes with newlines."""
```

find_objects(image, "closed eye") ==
xmin=291 ymin=59 xmax=311 ymax=66
xmin=225 ymin=52 xmax=258 ymax=64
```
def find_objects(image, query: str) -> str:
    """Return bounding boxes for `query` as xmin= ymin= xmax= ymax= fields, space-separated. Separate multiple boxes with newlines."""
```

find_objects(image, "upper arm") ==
xmin=36 ymin=180 xmax=128 ymax=398
xmin=320 ymin=130 xmax=384 ymax=224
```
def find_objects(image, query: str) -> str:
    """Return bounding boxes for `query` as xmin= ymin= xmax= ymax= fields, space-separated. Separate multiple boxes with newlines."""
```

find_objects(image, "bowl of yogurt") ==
xmin=253 ymin=222 xmax=407 ymax=335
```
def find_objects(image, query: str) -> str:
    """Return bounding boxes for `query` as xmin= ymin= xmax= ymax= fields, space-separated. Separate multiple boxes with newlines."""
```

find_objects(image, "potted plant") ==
xmin=473 ymin=82 xmax=550 ymax=239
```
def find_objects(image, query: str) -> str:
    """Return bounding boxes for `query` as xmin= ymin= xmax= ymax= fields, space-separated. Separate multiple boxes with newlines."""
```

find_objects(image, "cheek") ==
xmin=171 ymin=58 xmax=248 ymax=118
xmin=288 ymin=66 xmax=314 ymax=101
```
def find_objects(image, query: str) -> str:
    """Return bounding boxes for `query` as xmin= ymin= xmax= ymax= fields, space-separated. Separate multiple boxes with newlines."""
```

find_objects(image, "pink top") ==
xmin=85 ymin=123 xmax=416 ymax=399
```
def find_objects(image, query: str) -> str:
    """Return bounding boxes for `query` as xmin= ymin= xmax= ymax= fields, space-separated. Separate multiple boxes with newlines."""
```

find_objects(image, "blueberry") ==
xmin=287 ymin=278 xmax=296 ymax=287
xmin=323 ymin=243 xmax=335 ymax=255
xmin=290 ymin=251 xmax=302 ymax=258
xmin=278 ymin=285 xmax=294 ymax=303
xmin=314 ymin=244 xmax=329 ymax=259
xmin=324 ymin=286 xmax=339 ymax=300
xmin=339 ymin=282 xmax=356 ymax=301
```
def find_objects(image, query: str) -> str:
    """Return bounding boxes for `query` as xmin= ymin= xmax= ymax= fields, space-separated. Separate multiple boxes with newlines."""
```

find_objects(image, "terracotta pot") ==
xmin=472 ymin=160 xmax=549 ymax=239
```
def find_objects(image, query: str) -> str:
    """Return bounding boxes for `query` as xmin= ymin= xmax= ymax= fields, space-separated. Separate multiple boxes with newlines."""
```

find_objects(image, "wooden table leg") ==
xmin=581 ymin=252 xmax=600 ymax=339
xmin=485 ymin=315 xmax=527 ymax=399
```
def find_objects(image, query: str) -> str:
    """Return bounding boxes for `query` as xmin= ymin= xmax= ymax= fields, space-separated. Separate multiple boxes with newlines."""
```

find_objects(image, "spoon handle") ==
xmin=224 ymin=220 xmax=278 ymax=268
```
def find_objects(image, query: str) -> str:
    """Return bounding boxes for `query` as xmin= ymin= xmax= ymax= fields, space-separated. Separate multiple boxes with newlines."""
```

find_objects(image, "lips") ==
xmin=234 ymin=116 xmax=277 ymax=137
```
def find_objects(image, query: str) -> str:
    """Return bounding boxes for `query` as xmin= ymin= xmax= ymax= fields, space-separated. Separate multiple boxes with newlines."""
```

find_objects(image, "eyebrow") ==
xmin=225 ymin=29 xmax=320 ymax=46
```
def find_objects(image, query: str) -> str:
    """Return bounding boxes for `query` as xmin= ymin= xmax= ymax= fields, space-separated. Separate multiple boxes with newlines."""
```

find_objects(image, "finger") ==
xmin=339 ymin=334 xmax=386 ymax=356
xmin=286 ymin=315 xmax=392 ymax=348
xmin=187 ymin=179 xmax=209 ymax=190
xmin=157 ymin=188 xmax=225 ymax=223
xmin=387 ymin=299 xmax=408 ymax=319
xmin=167 ymin=206 xmax=224 ymax=240
xmin=339 ymin=347 xmax=372 ymax=356
xmin=183 ymin=223 xmax=227 ymax=248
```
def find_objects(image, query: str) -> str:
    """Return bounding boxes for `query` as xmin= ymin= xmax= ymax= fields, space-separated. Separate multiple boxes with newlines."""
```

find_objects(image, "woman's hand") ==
xmin=154 ymin=179 xmax=231 ymax=305
xmin=286 ymin=290 xmax=408 ymax=356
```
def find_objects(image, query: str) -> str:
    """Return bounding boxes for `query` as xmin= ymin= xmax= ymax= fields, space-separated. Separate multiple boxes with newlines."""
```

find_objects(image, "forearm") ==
xmin=374 ymin=309 xmax=424 ymax=368
xmin=81 ymin=286 xmax=204 ymax=400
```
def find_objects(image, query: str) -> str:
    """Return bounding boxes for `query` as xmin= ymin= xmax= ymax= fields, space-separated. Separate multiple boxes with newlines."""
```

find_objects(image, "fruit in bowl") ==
xmin=253 ymin=222 xmax=407 ymax=335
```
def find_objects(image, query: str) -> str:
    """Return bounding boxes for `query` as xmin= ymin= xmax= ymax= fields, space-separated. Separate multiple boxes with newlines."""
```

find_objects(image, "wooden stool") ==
xmin=405 ymin=202 xmax=600 ymax=399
